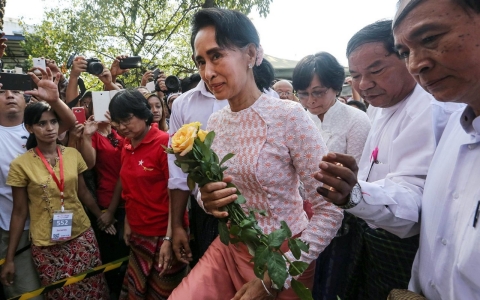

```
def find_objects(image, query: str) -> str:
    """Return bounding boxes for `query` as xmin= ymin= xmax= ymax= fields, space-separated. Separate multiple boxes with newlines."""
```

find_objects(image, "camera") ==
xmin=85 ymin=57 xmax=104 ymax=75
xmin=164 ymin=75 xmax=181 ymax=93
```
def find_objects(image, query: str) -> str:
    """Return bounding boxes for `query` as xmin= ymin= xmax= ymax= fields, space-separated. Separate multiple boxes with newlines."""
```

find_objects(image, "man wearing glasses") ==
xmin=272 ymin=80 xmax=296 ymax=101
xmin=312 ymin=20 xmax=461 ymax=299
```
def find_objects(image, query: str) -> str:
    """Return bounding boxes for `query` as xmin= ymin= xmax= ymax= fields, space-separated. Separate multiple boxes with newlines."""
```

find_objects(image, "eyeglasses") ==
xmin=276 ymin=91 xmax=293 ymax=97
xmin=111 ymin=115 xmax=134 ymax=127
xmin=0 ymin=90 xmax=24 ymax=96
xmin=297 ymin=89 xmax=330 ymax=101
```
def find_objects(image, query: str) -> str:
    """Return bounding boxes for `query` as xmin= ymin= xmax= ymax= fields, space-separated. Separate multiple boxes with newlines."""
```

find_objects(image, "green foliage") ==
xmin=20 ymin=0 xmax=274 ymax=88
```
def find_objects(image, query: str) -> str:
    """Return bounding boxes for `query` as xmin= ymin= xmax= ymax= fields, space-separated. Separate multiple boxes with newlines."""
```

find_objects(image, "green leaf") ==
xmin=267 ymin=252 xmax=287 ymax=288
xmin=180 ymin=163 xmax=190 ymax=173
xmin=229 ymin=225 xmax=241 ymax=236
xmin=219 ymin=153 xmax=235 ymax=166
xmin=288 ymin=238 xmax=301 ymax=260
xmin=240 ymin=228 xmax=258 ymax=243
xmin=187 ymin=176 xmax=196 ymax=191
xmin=268 ymin=228 xmax=288 ymax=249
xmin=218 ymin=220 xmax=230 ymax=246
xmin=254 ymin=245 xmax=271 ymax=267
xmin=203 ymin=131 xmax=215 ymax=149
xmin=296 ymin=239 xmax=309 ymax=253
xmin=291 ymin=279 xmax=313 ymax=300
xmin=239 ymin=219 xmax=254 ymax=228
xmin=280 ymin=221 xmax=292 ymax=238
xmin=288 ymin=261 xmax=310 ymax=276
xmin=235 ymin=195 xmax=246 ymax=204
xmin=259 ymin=210 xmax=268 ymax=217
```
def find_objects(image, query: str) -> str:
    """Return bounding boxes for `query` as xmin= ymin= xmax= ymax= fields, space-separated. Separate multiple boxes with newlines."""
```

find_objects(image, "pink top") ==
xmin=206 ymin=94 xmax=343 ymax=267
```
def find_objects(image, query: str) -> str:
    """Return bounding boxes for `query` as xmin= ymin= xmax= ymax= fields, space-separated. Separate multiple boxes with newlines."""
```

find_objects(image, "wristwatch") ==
xmin=162 ymin=236 xmax=173 ymax=242
xmin=339 ymin=183 xmax=363 ymax=209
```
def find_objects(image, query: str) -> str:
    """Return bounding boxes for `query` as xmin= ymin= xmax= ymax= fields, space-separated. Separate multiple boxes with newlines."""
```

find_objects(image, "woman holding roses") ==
xmin=108 ymin=89 xmax=188 ymax=299
xmin=169 ymin=8 xmax=343 ymax=300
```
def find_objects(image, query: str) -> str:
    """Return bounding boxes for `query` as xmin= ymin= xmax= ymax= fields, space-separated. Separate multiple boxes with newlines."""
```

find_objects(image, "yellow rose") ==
xmin=171 ymin=124 xmax=199 ymax=156
xmin=197 ymin=129 xmax=208 ymax=142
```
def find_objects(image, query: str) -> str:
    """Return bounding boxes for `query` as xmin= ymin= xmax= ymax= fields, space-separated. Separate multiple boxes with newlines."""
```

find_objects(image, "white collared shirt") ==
xmin=167 ymin=80 xmax=229 ymax=191
xmin=307 ymin=100 xmax=371 ymax=163
xmin=409 ymin=106 xmax=480 ymax=299
xmin=347 ymin=85 xmax=463 ymax=238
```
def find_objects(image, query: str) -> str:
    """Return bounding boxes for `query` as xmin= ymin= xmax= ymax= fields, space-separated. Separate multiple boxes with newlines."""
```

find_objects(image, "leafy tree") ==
xmin=20 ymin=0 xmax=273 ymax=88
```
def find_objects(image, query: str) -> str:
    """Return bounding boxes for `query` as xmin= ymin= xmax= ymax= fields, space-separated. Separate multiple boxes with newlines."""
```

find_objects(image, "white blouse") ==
xmin=307 ymin=100 xmax=371 ymax=163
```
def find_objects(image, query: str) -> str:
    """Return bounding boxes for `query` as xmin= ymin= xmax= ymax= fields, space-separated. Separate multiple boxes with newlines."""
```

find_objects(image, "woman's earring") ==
xmin=248 ymin=64 xmax=253 ymax=69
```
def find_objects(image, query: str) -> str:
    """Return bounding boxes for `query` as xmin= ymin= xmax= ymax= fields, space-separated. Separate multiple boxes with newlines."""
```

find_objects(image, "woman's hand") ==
xmin=110 ymin=55 xmax=129 ymax=77
xmin=69 ymin=121 xmax=84 ymax=141
xmin=0 ymin=261 xmax=15 ymax=286
xmin=97 ymin=210 xmax=115 ymax=229
xmin=140 ymin=70 xmax=153 ymax=87
xmin=200 ymin=176 xmax=237 ymax=218
xmin=232 ymin=277 xmax=278 ymax=300
xmin=124 ymin=218 xmax=131 ymax=246
xmin=158 ymin=239 xmax=175 ymax=276
xmin=83 ymin=116 xmax=98 ymax=136
xmin=103 ymin=224 xmax=117 ymax=235
xmin=26 ymin=67 xmax=60 ymax=103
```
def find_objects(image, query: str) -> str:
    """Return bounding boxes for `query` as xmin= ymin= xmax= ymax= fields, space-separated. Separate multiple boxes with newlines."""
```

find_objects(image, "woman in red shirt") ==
xmin=109 ymin=89 xmax=188 ymax=299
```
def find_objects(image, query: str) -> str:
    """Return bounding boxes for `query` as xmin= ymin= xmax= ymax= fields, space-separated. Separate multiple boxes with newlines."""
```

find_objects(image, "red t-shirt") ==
xmin=91 ymin=130 xmax=124 ymax=208
xmin=121 ymin=126 xmax=188 ymax=236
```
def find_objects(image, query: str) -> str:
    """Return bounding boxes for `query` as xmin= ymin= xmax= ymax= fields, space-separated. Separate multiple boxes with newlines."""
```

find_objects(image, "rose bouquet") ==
xmin=165 ymin=122 xmax=313 ymax=299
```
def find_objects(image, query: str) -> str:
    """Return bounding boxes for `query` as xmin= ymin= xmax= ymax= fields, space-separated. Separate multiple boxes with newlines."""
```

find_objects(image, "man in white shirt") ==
xmin=313 ymin=20 xmax=460 ymax=299
xmin=392 ymin=0 xmax=480 ymax=298
xmin=168 ymin=79 xmax=229 ymax=266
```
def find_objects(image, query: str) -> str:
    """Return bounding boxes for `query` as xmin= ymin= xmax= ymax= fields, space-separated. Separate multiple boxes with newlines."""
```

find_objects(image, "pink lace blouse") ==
xmin=205 ymin=95 xmax=343 ymax=266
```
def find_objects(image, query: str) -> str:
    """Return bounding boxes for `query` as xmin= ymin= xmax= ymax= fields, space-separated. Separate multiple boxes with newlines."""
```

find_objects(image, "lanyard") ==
xmin=36 ymin=146 xmax=65 ymax=211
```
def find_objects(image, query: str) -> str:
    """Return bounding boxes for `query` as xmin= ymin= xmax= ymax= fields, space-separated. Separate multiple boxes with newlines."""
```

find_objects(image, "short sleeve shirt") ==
xmin=7 ymin=146 xmax=90 ymax=246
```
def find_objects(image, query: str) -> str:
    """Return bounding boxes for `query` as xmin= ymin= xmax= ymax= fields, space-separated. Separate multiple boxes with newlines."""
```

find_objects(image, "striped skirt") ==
xmin=31 ymin=227 xmax=109 ymax=299
xmin=120 ymin=232 xmax=189 ymax=300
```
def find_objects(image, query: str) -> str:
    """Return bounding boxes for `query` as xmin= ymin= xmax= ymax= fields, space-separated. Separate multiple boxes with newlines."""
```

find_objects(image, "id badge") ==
xmin=51 ymin=210 xmax=73 ymax=242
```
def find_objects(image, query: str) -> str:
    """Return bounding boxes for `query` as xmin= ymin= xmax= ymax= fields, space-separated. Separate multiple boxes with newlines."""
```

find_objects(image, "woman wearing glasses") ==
xmin=108 ymin=90 xmax=188 ymax=299
xmin=292 ymin=52 xmax=371 ymax=300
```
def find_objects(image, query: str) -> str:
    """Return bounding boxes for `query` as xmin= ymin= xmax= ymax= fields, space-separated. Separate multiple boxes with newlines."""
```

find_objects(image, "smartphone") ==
xmin=119 ymin=56 xmax=142 ymax=69
xmin=92 ymin=91 xmax=112 ymax=122
xmin=152 ymin=69 xmax=160 ymax=81
xmin=33 ymin=58 xmax=46 ymax=70
xmin=72 ymin=107 xmax=86 ymax=124
xmin=146 ymin=81 xmax=155 ymax=92
xmin=0 ymin=73 xmax=33 ymax=91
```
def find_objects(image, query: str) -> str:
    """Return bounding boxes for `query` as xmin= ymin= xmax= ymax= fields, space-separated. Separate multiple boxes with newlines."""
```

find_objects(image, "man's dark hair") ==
xmin=394 ymin=0 xmax=480 ymax=28
xmin=109 ymin=89 xmax=153 ymax=126
xmin=292 ymin=52 xmax=345 ymax=95
xmin=346 ymin=20 xmax=396 ymax=58
xmin=181 ymin=73 xmax=201 ymax=93
xmin=190 ymin=8 xmax=273 ymax=91
xmin=346 ymin=100 xmax=367 ymax=112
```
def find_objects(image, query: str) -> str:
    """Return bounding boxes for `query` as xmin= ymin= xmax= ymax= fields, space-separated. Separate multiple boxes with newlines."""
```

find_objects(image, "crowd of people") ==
xmin=0 ymin=0 xmax=478 ymax=299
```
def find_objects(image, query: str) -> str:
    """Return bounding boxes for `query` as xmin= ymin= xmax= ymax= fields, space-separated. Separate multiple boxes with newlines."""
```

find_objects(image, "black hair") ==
xmin=394 ymin=0 xmax=480 ymax=28
xmin=115 ymin=78 xmax=126 ymax=88
xmin=346 ymin=20 xmax=396 ymax=58
xmin=346 ymin=100 xmax=367 ymax=112
xmin=24 ymin=102 xmax=58 ymax=150
xmin=109 ymin=89 xmax=153 ymax=126
xmin=292 ymin=52 xmax=345 ymax=95
xmin=181 ymin=73 xmax=202 ymax=93
xmin=190 ymin=8 xmax=272 ymax=91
